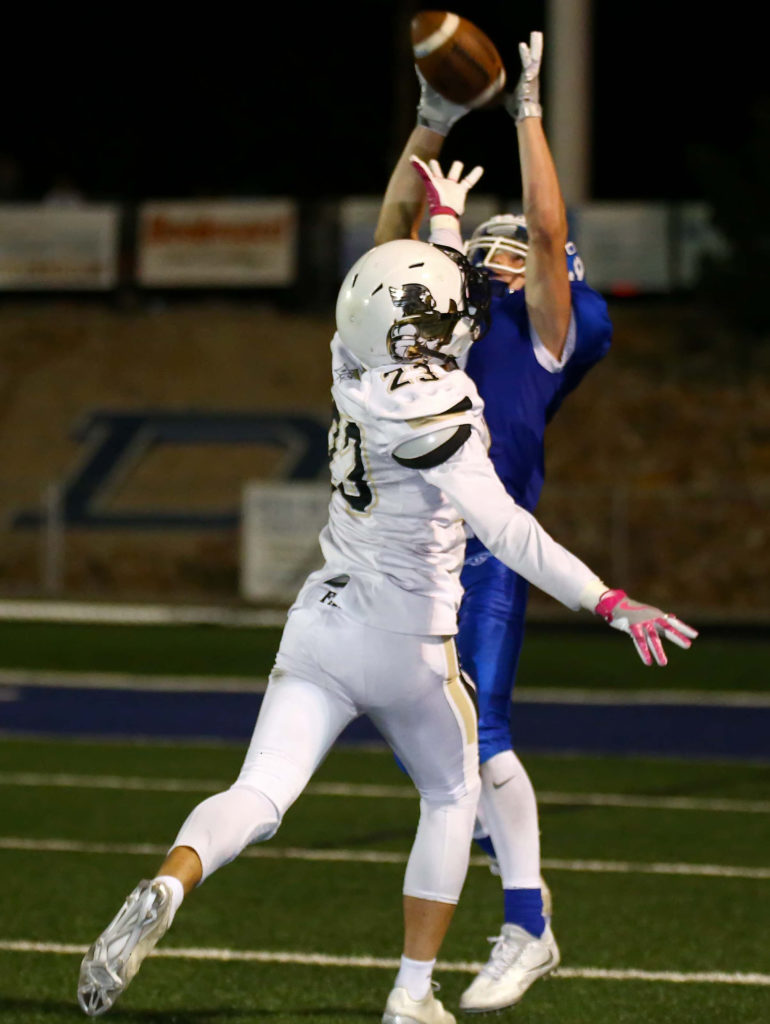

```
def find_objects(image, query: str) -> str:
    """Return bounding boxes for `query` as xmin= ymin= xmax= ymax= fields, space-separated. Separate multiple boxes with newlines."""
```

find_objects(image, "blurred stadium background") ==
xmin=1 ymin=3 xmax=769 ymax=1021
xmin=1 ymin=1 xmax=769 ymax=619
xmin=0 ymin=0 xmax=767 ymax=619
xmin=0 ymin=177 xmax=767 ymax=615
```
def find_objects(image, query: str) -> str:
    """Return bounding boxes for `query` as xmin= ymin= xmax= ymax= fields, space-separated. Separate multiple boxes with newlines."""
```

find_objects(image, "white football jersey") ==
xmin=291 ymin=334 xmax=601 ymax=636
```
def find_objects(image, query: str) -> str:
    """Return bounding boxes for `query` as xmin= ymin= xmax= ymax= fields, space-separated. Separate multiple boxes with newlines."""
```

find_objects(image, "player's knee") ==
xmin=412 ymin=760 xmax=481 ymax=807
xmin=233 ymin=783 xmax=282 ymax=842
xmin=419 ymin=776 xmax=481 ymax=828
xmin=458 ymin=773 xmax=482 ymax=809
xmin=173 ymin=784 xmax=281 ymax=882
xmin=403 ymin=785 xmax=480 ymax=903
xmin=235 ymin=750 xmax=311 ymax=814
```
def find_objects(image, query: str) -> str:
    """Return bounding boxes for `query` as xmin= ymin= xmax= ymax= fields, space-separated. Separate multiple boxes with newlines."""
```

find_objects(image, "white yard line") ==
xmin=0 ymin=836 xmax=767 ymax=880
xmin=1 ymin=770 xmax=769 ymax=814
xmin=0 ymin=939 xmax=768 ymax=986
xmin=516 ymin=687 xmax=770 ymax=707
xmin=539 ymin=857 xmax=770 ymax=880
xmin=0 ymin=771 xmax=233 ymax=793
xmin=537 ymin=791 xmax=770 ymax=814
xmin=0 ymin=600 xmax=283 ymax=627
xmin=1 ymin=668 xmax=769 ymax=706
xmin=551 ymin=966 xmax=770 ymax=986
xmin=0 ymin=669 xmax=269 ymax=693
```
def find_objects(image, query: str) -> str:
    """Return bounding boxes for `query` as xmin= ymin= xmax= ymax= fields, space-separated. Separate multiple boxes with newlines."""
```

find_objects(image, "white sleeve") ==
xmin=421 ymin=430 xmax=605 ymax=611
xmin=530 ymin=311 xmax=577 ymax=372
xmin=428 ymin=217 xmax=464 ymax=252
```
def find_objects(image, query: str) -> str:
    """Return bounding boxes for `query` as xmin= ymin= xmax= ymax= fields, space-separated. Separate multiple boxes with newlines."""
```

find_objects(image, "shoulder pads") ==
xmin=392 ymin=423 xmax=472 ymax=469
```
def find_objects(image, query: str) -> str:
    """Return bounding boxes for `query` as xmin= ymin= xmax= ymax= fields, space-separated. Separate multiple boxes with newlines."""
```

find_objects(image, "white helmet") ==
xmin=335 ymin=239 xmax=490 ymax=369
xmin=466 ymin=213 xmax=586 ymax=283
xmin=466 ymin=214 xmax=529 ymax=278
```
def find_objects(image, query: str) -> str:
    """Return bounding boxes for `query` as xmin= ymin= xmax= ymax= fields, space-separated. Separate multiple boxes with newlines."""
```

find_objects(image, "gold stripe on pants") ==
xmin=443 ymin=638 xmax=478 ymax=745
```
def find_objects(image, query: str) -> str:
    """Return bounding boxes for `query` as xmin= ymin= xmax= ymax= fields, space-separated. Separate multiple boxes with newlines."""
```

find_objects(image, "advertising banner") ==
xmin=137 ymin=199 xmax=297 ymax=287
xmin=0 ymin=204 xmax=120 ymax=290
xmin=241 ymin=481 xmax=329 ymax=603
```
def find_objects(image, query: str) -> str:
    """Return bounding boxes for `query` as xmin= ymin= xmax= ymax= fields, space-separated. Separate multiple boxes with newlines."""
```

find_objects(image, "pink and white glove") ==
xmin=409 ymin=154 xmax=484 ymax=219
xmin=595 ymin=589 xmax=698 ymax=667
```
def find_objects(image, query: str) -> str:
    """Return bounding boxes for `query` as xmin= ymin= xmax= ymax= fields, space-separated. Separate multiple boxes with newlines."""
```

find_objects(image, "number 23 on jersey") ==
xmin=328 ymin=404 xmax=373 ymax=513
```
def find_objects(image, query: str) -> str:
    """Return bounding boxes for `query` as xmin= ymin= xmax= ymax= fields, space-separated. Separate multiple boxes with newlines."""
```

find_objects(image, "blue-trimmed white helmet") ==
xmin=466 ymin=214 xmax=586 ymax=283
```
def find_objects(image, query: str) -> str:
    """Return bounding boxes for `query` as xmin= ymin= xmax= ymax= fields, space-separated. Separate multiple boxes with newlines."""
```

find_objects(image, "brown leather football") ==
xmin=411 ymin=10 xmax=506 ymax=108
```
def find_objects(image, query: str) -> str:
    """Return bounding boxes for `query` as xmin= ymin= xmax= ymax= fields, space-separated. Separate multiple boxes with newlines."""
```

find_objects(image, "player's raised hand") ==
xmin=505 ymin=30 xmax=543 ymax=123
xmin=594 ymin=589 xmax=698 ymax=666
xmin=409 ymin=155 xmax=484 ymax=219
xmin=416 ymin=67 xmax=472 ymax=137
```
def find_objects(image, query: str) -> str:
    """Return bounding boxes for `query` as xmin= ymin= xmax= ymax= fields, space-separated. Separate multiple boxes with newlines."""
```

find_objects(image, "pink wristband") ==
xmin=594 ymin=588 xmax=626 ymax=620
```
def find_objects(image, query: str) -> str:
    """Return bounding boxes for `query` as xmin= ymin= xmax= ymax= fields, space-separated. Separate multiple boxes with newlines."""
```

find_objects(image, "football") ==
xmin=411 ymin=10 xmax=506 ymax=109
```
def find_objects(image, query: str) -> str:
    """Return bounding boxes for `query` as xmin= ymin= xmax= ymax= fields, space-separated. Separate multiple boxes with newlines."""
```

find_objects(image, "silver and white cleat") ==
xmin=383 ymin=983 xmax=456 ymax=1024
xmin=459 ymin=923 xmax=560 ymax=1013
xmin=77 ymin=879 xmax=173 ymax=1016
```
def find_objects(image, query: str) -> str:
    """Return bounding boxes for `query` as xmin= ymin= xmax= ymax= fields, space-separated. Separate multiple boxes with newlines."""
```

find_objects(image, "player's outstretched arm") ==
xmin=421 ymin=432 xmax=698 ymax=666
xmin=374 ymin=69 xmax=471 ymax=245
xmin=506 ymin=31 xmax=572 ymax=358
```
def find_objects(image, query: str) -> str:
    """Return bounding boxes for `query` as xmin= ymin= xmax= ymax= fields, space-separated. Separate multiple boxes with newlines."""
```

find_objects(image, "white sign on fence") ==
xmin=572 ymin=203 xmax=671 ymax=294
xmin=137 ymin=199 xmax=297 ymax=287
xmin=0 ymin=204 xmax=120 ymax=289
xmin=241 ymin=481 xmax=329 ymax=604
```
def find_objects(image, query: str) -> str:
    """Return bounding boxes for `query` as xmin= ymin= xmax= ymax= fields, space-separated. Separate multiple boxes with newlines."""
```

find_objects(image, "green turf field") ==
xmin=0 ymin=737 xmax=768 ymax=1023
xmin=0 ymin=619 xmax=768 ymax=692
xmin=1 ymin=619 xmax=769 ymax=1021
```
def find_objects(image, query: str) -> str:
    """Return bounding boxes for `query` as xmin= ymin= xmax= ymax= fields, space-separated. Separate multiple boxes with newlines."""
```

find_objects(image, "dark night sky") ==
xmin=3 ymin=2 xmax=768 ymax=204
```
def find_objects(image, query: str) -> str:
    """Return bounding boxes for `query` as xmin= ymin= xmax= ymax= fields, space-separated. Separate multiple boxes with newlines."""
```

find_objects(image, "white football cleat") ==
xmin=383 ymin=984 xmax=456 ymax=1023
xmin=459 ymin=923 xmax=560 ymax=1013
xmin=77 ymin=879 xmax=173 ymax=1016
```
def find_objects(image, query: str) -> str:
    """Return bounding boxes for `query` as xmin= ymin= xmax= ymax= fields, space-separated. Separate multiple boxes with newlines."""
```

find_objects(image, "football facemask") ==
xmin=466 ymin=214 xmax=529 ymax=278
xmin=387 ymin=245 xmax=490 ymax=363
xmin=466 ymin=215 xmax=586 ymax=284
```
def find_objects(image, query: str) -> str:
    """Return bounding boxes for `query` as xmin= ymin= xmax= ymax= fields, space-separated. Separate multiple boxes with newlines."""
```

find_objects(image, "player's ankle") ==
xmin=394 ymin=954 xmax=436 ymax=1000
xmin=503 ymin=887 xmax=545 ymax=938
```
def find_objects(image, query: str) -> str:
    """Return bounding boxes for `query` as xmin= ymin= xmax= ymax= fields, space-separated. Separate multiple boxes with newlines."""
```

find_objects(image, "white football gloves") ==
xmin=409 ymin=155 xmax=484 ymax=219
xmin=416 ymin=67 xmax=471 ymax=136
xmin=505 ymin=30 xmax=543 ymax=123
xmin=594 ymin=588 xmax=698 ymax=667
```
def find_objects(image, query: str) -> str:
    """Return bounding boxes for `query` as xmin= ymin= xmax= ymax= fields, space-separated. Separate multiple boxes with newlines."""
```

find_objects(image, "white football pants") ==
xmin=477 ymin=749 xmax=542 ymax=890
xmin=173 ymin=591 xmax=480 ymax=904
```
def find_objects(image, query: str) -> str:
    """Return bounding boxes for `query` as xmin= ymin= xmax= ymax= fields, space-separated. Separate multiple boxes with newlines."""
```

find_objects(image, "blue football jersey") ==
xmin=464 ymin=280 xmax=612 ymax=543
